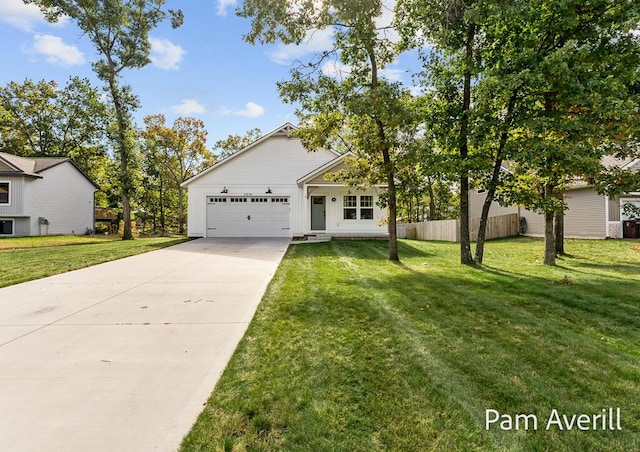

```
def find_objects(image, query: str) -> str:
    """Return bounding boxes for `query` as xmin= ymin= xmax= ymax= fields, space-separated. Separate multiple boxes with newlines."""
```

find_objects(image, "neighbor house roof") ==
xmin=181 ymin=122 xmax=341 ymax=187
xmin=0 ymin=152 xmax=98 ymax=188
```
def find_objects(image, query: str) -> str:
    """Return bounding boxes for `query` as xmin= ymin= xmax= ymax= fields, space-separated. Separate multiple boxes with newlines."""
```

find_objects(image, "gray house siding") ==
xmin=0 ymin=177 xmax=25 ymax=215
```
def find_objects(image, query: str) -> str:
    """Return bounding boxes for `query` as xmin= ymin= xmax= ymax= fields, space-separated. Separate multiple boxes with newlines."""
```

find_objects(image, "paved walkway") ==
xmin=0 ymin=238 xmax=290 ymax=452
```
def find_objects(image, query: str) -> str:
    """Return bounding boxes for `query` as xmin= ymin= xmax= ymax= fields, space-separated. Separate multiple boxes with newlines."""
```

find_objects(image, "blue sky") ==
xmin=0 ymin=0 xmax=419 ymax=146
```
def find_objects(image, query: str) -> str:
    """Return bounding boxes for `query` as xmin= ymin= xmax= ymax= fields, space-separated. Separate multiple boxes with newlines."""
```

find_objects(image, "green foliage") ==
xmin=26 ymin=0 xmax=183 ymax=240
xmin=141 ymin=114 xmax=214 ymax=234
xmin=212 ymin=128 xmax=262 ymax=159
xmin=240 ymin=0 xmax=412 ymax=260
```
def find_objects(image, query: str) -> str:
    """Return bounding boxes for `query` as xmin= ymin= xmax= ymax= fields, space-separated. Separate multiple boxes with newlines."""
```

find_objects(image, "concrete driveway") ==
xmin=0 ymin=238 xmax=290 ymax=452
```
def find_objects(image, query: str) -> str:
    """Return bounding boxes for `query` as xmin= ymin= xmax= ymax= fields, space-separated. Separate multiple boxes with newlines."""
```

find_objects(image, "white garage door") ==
xmin=206 ymin=196 xmax=291 ymax=237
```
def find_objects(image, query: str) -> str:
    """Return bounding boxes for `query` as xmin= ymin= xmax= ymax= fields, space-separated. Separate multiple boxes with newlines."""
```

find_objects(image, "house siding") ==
xmin=23 ymin=163 xmax=95 ymax=235
xmin=0 ymin=177 xmax=25 ymax=215
xmin=470 ymin=187 xmax=607 ymax=238
xmin=303 ymin=186 xmax=387 ymax=235
xmin=185 ymin=136 xmax=336 ymax=238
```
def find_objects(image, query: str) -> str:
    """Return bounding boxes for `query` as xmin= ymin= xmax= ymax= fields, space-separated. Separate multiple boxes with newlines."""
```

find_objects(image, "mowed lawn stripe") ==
xmin=181 ymin=238 xmax=640 ymax=452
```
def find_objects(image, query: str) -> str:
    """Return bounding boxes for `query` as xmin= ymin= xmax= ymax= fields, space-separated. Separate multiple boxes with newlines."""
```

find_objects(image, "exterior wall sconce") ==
xmin=331 ymin=197 xmax=337 ymax=202
xmin=266 ymin=187 xmax=272 ymax=193
xmin=221 ymin=187 xmax=228 ymax=193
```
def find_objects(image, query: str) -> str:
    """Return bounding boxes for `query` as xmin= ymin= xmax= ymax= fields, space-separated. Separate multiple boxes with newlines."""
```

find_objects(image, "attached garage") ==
xmin=182 ymin=123 xmax=388 ymax=239
xmin=206 ymin=196 xmax=291 ymax=237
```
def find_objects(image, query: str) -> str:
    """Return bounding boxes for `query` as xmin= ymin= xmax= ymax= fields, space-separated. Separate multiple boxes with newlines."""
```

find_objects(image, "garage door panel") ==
xmin=206 ymin=196 xmax=291 ymax=238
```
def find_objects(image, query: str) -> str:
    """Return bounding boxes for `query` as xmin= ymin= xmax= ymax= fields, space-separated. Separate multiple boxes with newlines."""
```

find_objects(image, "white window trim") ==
xmin=360 ymin=195 xmax=374 ymax=220
xmin=0 ymin=218 xmax=14 ymax=236
xmin=0 ymin=181 xmax=10 ymax=206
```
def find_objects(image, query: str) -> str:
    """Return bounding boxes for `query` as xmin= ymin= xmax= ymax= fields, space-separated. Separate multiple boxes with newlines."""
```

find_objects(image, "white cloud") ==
xmin=0 ymin=0 xmax=68 ymax=31
xmin=171 ymin=99 xmax=206 ymax=115
xmin=235 ymin=102 xmax=265 ymax=118
xmin=29 ymin=34 xmax=85 ymax=66
xmin=150 ymin=38 xmax=185 ymax=70
xmin=268 ymin=27 xmax=335 ymax=65
xmin=380 ymin=67 xmax=404 ymax=82
xmin=216 ymin=102 xmax=265 ymax=118
xmin=321 ymin=60 xmax=351 ymax=79
xmin=0 ymin=0 xmax=47 ymax=31
xmin=216 ymin=0 xmax=237 ymax=17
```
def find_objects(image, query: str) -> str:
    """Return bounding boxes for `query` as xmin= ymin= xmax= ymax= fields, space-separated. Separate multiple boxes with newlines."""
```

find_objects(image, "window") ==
xmin=251 ymin=198 xmax=268 ymax=203
xmin=360 ymin=195 xmax=374 ymax=220
xmin=0 ymin=182 xmax=9 ymax=205
xmin=272 ymin=197 xmax=289 ymax=203
xmin=0 ymin=219 xmax=13 ymax=235
xmin=230 ymin=197 xmax=247 ymax=203
xmin=343 ymin=195 xmax=357 ymax=220
xmin=209 ymin=197 xmax=227 ymax=203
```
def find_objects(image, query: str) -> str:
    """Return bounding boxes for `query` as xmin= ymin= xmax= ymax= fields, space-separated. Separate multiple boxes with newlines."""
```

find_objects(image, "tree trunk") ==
xmin=474 ymin=93 xmax=517 ymax=264
xmin=459 ymin=24 xmax=476 ymax=265
xmin=543 ymin=184 xmax=556 ymax=265
xmin=427 ymin=178 xmax=437 ymax=221
xmin=367 ymin=40 xmax=398 ymax=261
xmin=107 ymin=76 xmax=133 ymax=240
xmin=544 ymin=209 xmax=556 ymax=265
xmin=555 ymin=191 xmax=565 ymax=255
xmin=383 ymin=147 xmax=399 ymax=261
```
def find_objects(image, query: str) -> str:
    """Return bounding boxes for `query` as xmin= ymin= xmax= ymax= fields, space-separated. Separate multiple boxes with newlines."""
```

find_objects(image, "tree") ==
xmin=142 ymin=114 xmax=213 ymax=234
xmin=399 ymin=0 xmax=640 ymax=265
xmin=0 ymin=77 xmax=108 ymax=168
xmin=0 ymin=76 xmax=112 ymax=200
xmin=240 ymin=0 xmax=409 ymax=261
xmin=489 ymin=0 xmax=640 ymax=264
xmin=27 ymin=0 xmax=183 ymax=240
xmin=212 ymin=128 xmax=262 ymax=159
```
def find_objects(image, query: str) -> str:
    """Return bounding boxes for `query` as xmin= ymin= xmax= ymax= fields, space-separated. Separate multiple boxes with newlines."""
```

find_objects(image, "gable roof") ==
xmin=297 ymin=152 xmax=354 ymax=186
xmin=0 ymin=152 xmax=98 ymax=188
xmin=181 ymin=122 xmax=340 ymax=187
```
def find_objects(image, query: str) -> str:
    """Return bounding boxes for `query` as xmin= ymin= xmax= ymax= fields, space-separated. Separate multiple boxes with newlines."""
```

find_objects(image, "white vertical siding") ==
xmin=23 ymin=163 xmax=95 ymax=235
xmin=303 ymin=186 xmax=387 ymax=235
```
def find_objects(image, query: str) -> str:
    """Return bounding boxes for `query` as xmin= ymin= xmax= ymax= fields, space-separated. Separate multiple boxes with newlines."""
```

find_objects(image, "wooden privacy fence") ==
xmin=404 ymin=213 xmax=519 ymax=242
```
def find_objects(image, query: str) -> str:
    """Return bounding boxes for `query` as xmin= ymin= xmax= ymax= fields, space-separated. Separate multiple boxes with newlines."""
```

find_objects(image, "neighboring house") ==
xmin=0 ymin=152 xmax=97 ymax=237
xmin=469 ymin=158 xmax=640 ymax=239
xmin=182 ymin=123 xmax=388 ymax=238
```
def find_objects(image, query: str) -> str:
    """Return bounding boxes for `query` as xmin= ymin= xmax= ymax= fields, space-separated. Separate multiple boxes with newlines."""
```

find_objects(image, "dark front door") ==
xmin=311 ymin=196 xmax=326 ymax=230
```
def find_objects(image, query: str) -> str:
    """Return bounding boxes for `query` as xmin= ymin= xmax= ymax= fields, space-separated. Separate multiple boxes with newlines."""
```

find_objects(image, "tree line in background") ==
xmin=2 ymin=0 xmax=640 ymax=265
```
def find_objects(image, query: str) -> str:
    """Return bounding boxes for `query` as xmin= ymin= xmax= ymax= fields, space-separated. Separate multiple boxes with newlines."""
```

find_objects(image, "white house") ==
xmin=0 ymin=152 xmax=97 ymax=237
xmin=182 ymin=123 xmax=388 ymax=238
xmin=468 ymin=158 xmax=640 ymax=239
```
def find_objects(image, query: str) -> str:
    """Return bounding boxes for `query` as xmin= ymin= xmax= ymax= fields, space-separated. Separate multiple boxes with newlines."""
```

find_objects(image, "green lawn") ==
xmin=181 ymin=237 xmax=640 ymax=452
xmin=0 ymin=235 xmax=188 ymax=288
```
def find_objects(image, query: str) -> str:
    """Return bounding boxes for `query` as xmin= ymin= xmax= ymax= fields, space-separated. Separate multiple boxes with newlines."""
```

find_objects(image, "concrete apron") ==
xmin=0 ymin=238 xmax=290 ymax=452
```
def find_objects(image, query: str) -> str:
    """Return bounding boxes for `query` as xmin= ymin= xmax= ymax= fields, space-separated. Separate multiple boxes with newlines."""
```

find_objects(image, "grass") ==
xmin=181 ymin=237 xmax=640 ymax=452
xmin=0 ymin=235 xmax=188 ymax=288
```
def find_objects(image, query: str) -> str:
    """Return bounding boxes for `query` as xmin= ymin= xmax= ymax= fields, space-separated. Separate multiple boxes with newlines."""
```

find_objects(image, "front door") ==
xmin=311 ymin=196 xmax=326 ymax=230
